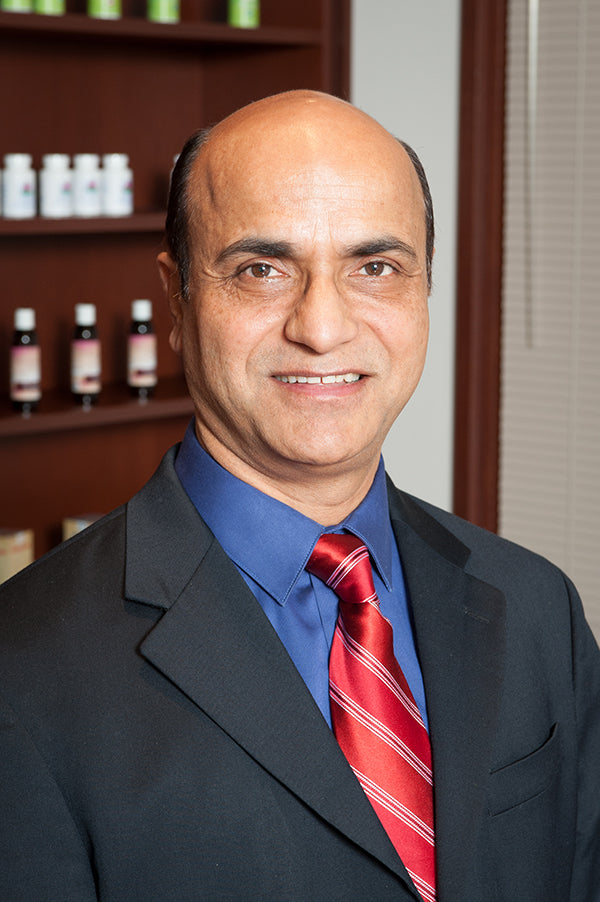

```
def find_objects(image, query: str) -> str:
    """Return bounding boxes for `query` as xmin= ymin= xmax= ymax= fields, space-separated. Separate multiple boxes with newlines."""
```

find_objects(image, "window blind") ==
xmin=500 ymin=0 xmax=600 ymax=637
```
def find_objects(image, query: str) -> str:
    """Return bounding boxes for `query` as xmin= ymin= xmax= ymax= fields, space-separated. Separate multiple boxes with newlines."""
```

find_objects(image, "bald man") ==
xmin=1 ymin=92 xmax=599 ymax=902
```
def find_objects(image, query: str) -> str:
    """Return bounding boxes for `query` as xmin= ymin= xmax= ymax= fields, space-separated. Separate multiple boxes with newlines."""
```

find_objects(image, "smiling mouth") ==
xmin=274 ymin=373 xmax=362 ymax=384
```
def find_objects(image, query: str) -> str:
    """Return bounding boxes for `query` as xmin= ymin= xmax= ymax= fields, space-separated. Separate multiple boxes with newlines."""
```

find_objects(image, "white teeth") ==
xmin=276 ymin=373 xmax=361 ymax=384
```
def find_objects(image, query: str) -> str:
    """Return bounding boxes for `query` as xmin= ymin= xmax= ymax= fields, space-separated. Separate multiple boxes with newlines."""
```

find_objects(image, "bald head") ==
xmin=165 ymin=91 xmax=434 ymax=298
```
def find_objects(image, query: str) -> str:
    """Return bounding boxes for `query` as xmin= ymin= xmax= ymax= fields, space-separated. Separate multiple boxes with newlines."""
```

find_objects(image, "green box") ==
xmin=147 ymin=0 xmax=179 ymax=23
xmin=88 ymin=0 xmax=120 ymax=18
xmin=1 ymin=0 xmax=33 ymax=12
xmin=34 ymin=0 xmax=65 ymax=14
xmin=228 ymin=0 xmax=259 ymax=28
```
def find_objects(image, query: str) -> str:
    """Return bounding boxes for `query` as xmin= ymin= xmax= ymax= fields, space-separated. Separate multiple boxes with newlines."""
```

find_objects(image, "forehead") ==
xmin=187 ymin=111 xmax=425 ymax=254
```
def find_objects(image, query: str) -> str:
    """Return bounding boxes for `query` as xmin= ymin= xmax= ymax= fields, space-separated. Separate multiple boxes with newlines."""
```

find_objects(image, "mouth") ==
xmin=274 ymin=373 xmax=362 ymax=385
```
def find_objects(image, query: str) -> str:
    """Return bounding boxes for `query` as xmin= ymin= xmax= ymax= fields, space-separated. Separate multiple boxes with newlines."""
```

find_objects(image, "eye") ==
xmin=358 ymin=260 xmax=396 ymax=277
xmin=243 ymin=262 xmax=278 ymax=279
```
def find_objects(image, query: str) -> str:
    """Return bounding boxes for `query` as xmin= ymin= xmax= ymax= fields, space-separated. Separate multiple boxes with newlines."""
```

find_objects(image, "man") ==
xmin=1 ymin=91 xmax=599 ymax=901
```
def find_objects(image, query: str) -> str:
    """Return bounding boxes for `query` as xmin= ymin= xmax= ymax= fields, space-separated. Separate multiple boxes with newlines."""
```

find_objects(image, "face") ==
xmin=161 ymin=95 xmax=430 ymax=493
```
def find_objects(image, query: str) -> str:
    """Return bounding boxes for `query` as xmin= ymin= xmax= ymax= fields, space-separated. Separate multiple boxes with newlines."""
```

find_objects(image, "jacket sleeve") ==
xmin=567 ymin=576 xmax=600 ymax=902
xmin=0 ymin=692 xmax=98 ymax=901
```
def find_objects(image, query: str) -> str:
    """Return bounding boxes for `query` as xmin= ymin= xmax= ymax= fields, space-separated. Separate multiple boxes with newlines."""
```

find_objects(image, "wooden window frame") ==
xmin=453 ymin=0 xmax=507 ymax=532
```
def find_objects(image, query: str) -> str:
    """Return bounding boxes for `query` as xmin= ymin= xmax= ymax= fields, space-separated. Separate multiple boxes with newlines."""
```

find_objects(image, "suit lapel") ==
xmin=389 ymin=487 xmax=506 ymax=901
xmin=125 ymin=451 xmax=414 ymax=889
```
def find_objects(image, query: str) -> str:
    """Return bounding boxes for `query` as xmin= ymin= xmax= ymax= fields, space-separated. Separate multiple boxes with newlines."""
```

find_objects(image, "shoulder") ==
xmin=0 ymin=444 xmax=183 ymax=637
xmin=0 ymin=505 xmax=127 ymax=647
xmin=386 ymin=482 xmax=600 ymax=696
xmin=387 ymin=478 xmax=579 ymax=609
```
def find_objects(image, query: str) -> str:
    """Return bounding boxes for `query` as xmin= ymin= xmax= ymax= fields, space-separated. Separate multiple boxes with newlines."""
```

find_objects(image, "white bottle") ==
xmin=2 ymin=154 xmax=36 ymax=219
xmin=102 ymin=153 xmax=133 ymax=216
xmin=72 ymin=154 xmax=102 ymax=217
xmin=39 ymin=153 xmax=73 ymax=218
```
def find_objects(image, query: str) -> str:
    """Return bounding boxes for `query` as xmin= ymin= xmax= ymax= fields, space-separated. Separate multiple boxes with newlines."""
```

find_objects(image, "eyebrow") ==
xmin=215 ymin=234 xmax=419 ymax=265
xmin=216 ymin=238 xmax=294 ymax=265
xmin=341 ymin=236 xmax=419 ymax=262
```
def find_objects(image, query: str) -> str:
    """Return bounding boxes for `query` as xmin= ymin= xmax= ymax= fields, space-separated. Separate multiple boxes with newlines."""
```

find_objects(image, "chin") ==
xmin=277 ymin=439 xmax=377 ymax=472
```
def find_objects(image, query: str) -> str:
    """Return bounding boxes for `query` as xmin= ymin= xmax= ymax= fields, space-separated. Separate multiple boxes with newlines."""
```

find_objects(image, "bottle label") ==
xmin=2 ymin=173 xmax=36 ymax=219
xmin=128 ymin=334 xmax=157 ymax=387
xmin=10 ymin=346 xmax=41 ymax=402
xmin=71 ymin=339 xmax=101 ymax=394
xmin=73 ymin=175 xmax=102 ymax=217
xmin=103 ymin=173 xmax=134 ymax=216
xmin=40 ymin=171 xmax=73 ymax=218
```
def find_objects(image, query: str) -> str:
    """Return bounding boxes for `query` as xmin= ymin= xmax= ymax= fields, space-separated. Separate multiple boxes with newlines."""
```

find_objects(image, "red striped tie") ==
xmin=307 ymin=533 xmax=436 ymax=902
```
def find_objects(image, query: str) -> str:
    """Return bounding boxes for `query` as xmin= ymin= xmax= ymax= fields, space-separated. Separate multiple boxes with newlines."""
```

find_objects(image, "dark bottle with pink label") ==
xmin=127 ymin=298 xmax=157 ymax=402
xmin=10 ymin=307 xmax=41 ymax=417
xmin=71 ymin=303 xmax=101 ymax=409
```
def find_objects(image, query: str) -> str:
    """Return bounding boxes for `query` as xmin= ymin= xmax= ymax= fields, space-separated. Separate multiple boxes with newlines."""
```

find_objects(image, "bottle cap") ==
xmin=75 ymin=303 xmax=97 ymax=326
xmin=131 ymin=298 xmax=152 ymax=321
xmin=14 ymin=307 xmax=35 ymax=331
xmin=103 ymin=153 xmax=129 ymax=168
xmin=42 ymin=153 xmax=71 ymax=169
xmin=74 ymin=154 xmax=100 ymax=169
xmin=4 ymin=153 xmax=32 ymax=169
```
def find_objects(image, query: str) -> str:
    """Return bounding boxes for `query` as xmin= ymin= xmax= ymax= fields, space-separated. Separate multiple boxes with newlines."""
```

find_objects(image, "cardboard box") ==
xmin=62 ymin=514 xmax=102 ymax=542
xmin=0 ymin=529 xmax=34 ymax=584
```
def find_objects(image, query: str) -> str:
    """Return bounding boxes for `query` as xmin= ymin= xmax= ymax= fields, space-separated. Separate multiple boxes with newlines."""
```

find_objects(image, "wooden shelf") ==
xmin=0 ymin=10 xmax=321 ymax=46
xmin=0 ymin=377 xmax=193 ymax=438
xmin=0 ymin=0 xmax=350 ymax=557
xmin=0 ymin=211 xmax=165 ymax=236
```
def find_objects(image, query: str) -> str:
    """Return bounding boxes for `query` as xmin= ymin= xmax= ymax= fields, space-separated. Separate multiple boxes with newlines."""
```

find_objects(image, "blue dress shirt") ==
xmin=175 ymin=420 xmax=428 ymax=729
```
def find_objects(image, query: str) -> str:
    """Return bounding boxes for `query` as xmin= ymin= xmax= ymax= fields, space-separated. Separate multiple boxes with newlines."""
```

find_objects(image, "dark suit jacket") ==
xmin=1 ymin=446 xmax=599 ymax=901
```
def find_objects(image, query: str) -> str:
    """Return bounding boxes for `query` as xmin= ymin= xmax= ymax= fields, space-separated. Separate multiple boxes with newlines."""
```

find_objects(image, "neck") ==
xmin=196 ymin=424 xmax=380 ymax=526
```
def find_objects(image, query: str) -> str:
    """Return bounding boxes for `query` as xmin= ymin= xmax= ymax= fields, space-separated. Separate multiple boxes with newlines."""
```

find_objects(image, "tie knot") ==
xmin=306 ymin=533 xmax=377 ymax=606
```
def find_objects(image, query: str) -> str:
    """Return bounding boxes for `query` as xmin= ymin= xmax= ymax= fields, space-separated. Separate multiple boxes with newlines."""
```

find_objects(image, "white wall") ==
xmin=351 ymin=0 xmax=461 ymax=510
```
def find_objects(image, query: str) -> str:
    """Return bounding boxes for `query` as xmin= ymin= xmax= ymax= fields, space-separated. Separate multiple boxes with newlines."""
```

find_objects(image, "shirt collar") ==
xmin=175 ymin=419 xmax=393 ymax=605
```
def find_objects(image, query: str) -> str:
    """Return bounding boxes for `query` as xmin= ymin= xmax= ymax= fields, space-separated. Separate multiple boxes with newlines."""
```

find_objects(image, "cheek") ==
xmin=186 ymin=303 xmax=274 ymax=388
xmin=379 ymin=304 xmax=429 ymax=372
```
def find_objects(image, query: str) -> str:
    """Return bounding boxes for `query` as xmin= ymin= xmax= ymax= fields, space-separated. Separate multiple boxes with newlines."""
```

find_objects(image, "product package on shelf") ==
xmin=0 ymin=528 xmax=34 ymax=583
xmin=87 ymin=0 xmax=121 ymax=19
xmin=128 ymin=298 xmax=157 ymax=401
xmin=228 ymin=0 xmax=259 ymax=27
xmin=2 ymin=154 xmax=36 ymax=219
xmin=147 ymin=0 xmax=179 ymax=23
xmin=71 ymin=302 xmax=101 ymax=408
xmin=102 ymin=153 xmax=134 ymax=216
xmin=1 ymin=152 xmax=135 ymax=219
xmin=40 ymin=154 xmax=73 ymax=218
xmin=0 ymin=0 xmax=32 ymax=13
xmin=62 ymin=514 xmax=102 ymax=541
xmin=10 ymin=307 xmax=41 ymax=416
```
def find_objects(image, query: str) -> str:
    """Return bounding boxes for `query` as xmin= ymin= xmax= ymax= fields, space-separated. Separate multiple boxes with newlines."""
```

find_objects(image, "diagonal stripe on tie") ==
xmin=335 ymin=620 xmax=427 ymax=725
xmin=329 ymin=681 xmax=433 ymax=783
xmin=307 ymin=532 xmax=436 ymax=900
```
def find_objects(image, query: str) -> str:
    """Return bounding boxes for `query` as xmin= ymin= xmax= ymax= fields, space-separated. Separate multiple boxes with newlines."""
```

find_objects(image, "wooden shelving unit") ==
xmin=0 ymin=0 xmax=350 ymax=556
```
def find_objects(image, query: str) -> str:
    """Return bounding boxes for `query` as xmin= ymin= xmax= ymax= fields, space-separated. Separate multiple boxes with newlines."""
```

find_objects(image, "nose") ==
xmin=283 ymin=275 xmax=358 ymax=354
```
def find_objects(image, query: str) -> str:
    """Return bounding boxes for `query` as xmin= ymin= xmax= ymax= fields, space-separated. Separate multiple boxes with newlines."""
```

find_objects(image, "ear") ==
xmin=157 ymin=251 xmax=184 ymax=355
